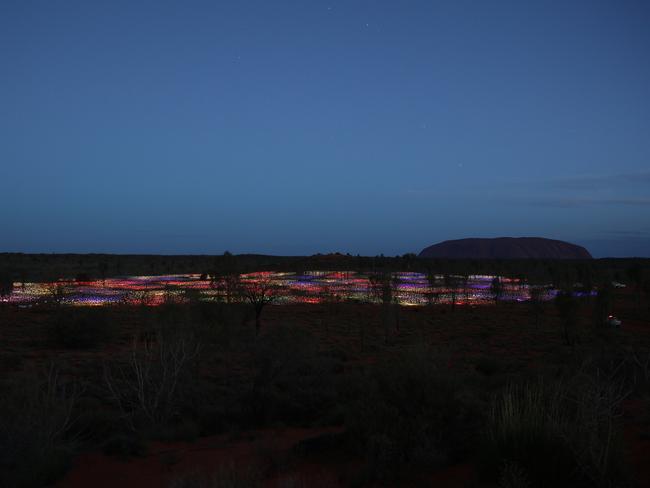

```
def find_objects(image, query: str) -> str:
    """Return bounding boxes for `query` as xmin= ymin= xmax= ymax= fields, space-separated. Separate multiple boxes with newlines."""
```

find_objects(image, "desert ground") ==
xmin=1 ymin=256 xmax=649 ymax=487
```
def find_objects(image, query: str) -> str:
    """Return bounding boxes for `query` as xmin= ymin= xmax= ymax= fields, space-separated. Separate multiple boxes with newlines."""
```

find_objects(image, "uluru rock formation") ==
xmin=418 ymin=237 xmax=592 ymax=259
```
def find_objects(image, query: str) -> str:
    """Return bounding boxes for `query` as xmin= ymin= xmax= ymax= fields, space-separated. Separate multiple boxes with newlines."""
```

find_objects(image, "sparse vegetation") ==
xmin=0 ymin=255 xmax=648 ymax=486
xmin=482 ymin=368 xmax=631 ymax=488
xmin=103 ymin=328 xmax=201 ymax=437
xmin=0 ymin=366 xmax=78 ymax=487
xmin=556 ymin=290 xmax=580 ymax=346
xmin=0 ymin=270 xmax=12 ymax=298
xmin=237 ymin=274 xmax=279 ymax=334
xmin=343 ymin=347 xmax=484 ymax=481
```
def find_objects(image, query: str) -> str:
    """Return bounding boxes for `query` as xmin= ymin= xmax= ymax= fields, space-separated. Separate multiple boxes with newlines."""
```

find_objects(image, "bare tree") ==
xmin=209 ymin=267 xmax=242 ymax=305
xmin=444 ymin=274 xmax=459 ymax=312
xmin=368 ymin=272 xmax=395 ymax=342
xmin=320 ymin=282 xmax=341 ymax=337
xmin=565 ymin=363 xmax=631 ymax=486
xmin=529 ymin=286 xmax=545 ymax=327
xmin=222 ymin=273 xmax=242 ymax=304
xmin=0 ymin=270 xmax=13 ymax=299
xmin=424 ymin=269 xmax=440 ymax=307
xmin=490 ymin=277 xmax=503 ymax=305
xmin=391 ymin=274 xmax=401 ymax=333
xmin=626 ymin=264 xmax=644 ymax=314
xmin=628 ymin=347 xmax=650 ymax=385
xmin=47 ymin=281 xmax=68 ymax=306
xmin=104 ymin=331 xmax=201 ymax=431
xmin=237 ymin=273 xmax=279 ymax=334
xmin=593 ymin=281 xmax=613 ymax=328
xmin=556 ymin=290 xmax=579 ymax=347
xmin=461 ymin=273 xmax=470 ymax=303
xmin=368 ymin=272 xmax=392 ymax=305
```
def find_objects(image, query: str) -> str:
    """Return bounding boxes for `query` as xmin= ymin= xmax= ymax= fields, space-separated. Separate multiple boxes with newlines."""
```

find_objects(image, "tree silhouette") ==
xmin=490 ymin=277 xmax=503 ymax=305
xmin=424 ymin=269 xmax=441 ymax=307
xmin=238 ymin=273 xmax=279 ymax=334
xmin=555 ymin=291 xmax=579 ymax=346
xmin=626 ymin=264 xmax=644 ymax=314
xmin=0 ymin=271 xmax=13 ymax=298
xmin=368 ymin=271 xmax=395 ymax=342
xmin=210 ymin=272 xmax=241 ymax=304
xmin=529 ymin=286 xmax=545 ymax=327
xmin=594 ymin=281 xmax=613 ymax=328
xmin=444 ymin=274 xmax=459 ymax=311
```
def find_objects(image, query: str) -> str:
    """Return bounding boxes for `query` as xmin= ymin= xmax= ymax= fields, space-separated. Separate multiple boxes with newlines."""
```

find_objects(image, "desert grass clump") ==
xmin=483 ymin=369 xmax=631 ymax=488
xmin=0 ymin=270 xmax=13 ymax=298
xmin=0 ymin=366 xmax=78 ymax=487
xmin=566 ymin=368 xmax=631 ymax=487
xmin=484 ymin=381 xmax=570 ymax=485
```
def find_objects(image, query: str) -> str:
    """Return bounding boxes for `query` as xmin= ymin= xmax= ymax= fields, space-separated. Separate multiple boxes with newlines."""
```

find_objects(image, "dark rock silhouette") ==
xmin=418 ymin=237 xmax=592 ymax=259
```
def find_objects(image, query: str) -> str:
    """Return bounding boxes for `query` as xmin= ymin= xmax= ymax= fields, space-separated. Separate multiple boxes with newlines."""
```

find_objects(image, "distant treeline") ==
xmin=0 ymin=252 xmax=648 ymax=288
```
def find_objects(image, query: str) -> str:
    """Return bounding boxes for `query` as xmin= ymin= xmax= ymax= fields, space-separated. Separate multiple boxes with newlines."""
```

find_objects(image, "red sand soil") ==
xmin=58 ymin=426 xmax=476 ymax=488
xmin=623 ymin=399 xmax=650 ymax=487
xmin=58 ymin=427 xmax=346 ymax=488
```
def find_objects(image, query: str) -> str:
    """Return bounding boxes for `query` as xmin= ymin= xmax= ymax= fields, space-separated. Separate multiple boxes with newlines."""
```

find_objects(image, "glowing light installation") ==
xmin=0 ymin=272 xmax=564 ymax=307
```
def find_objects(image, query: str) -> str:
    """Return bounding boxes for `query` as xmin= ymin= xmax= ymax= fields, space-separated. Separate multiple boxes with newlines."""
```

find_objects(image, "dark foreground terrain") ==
xmin=1 ymin=276 xmax=650 ymax=487
xmin=1 ymin=253 xmax=650 ymax=487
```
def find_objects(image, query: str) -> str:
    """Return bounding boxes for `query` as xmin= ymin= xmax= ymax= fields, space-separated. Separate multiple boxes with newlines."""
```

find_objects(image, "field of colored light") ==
xmin=1 ymin=272 xmax=560 ymax=307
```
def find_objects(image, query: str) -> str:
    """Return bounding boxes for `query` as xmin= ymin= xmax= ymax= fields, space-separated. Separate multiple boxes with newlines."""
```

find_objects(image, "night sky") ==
xmin=2 ymin=1 xmax=649 ymax=257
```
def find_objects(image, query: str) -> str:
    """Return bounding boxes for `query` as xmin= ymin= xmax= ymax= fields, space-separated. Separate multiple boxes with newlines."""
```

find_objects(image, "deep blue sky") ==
xmin=2 ymin=1 xmax=649 ymax=257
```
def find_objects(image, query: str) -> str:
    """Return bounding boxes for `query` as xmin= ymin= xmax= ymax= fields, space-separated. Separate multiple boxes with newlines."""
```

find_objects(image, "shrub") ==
xmin=483 ymin=381 xmax=572 ymax=485
xmin=482 ymin=369 xmax=631 ymax=488
xmin=343 ymin=347 xmax=484 ymax=481
xmin=555 ymin=291 xmax=579 ymax=346
xmin=103 ymin=328 xmax=201 ymax=437
xmin=46 ymin=308 xmax=114 ymax=349
xmin=240 ymin=325 xmax=339 ymax=428
xmin=0 ymin=366 xmax=78 ymax=487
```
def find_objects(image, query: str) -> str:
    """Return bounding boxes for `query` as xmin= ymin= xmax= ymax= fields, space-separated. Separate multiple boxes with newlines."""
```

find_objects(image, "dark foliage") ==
xmin=342 ymin=347 xmax=485 ymax=481
xmin=0 ymin=367 xmax=77 ymax=488
xmin=481 ymin=368 xmax=631 ymax=488
xmin=240 ymin=325 xmax=340 ymax=427
xmin=0 ymin=270 xmax=13 ymax=298
xmin=46 ymin=308 xmax=115 ymax=349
